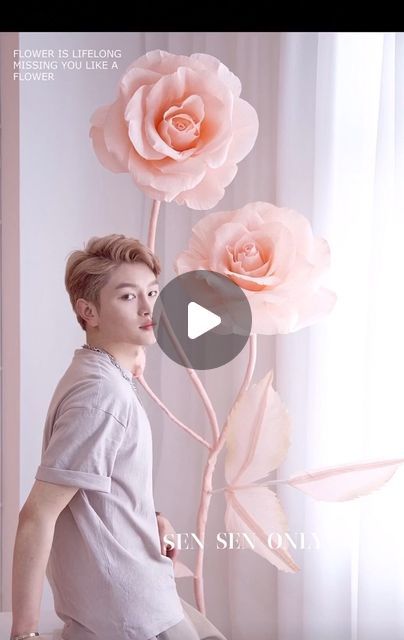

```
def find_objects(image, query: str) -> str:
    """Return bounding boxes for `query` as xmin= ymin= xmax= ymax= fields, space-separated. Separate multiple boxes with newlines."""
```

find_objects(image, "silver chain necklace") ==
xmin=82 ymin=343 xmax=143 ymax=405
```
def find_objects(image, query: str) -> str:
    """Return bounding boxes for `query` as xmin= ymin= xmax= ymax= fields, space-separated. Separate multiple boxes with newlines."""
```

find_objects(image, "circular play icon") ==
xmin=152 ymin=270 xmax=252 ymax=370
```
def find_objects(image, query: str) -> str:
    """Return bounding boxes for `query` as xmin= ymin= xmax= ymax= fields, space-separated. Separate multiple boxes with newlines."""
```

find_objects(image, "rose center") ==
xmin=172 ymin=115 xmax=192 ymax=131
xmin=238 ymin=242 xmax=258 ymax=260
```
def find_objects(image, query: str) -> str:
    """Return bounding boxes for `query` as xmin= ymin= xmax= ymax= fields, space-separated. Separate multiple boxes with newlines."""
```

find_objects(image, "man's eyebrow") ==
xmin=114 ymin=280 xmax=159 ymax=290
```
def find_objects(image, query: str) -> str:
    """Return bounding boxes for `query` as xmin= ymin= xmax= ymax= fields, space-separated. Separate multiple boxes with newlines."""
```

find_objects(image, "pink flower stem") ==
xmin=194 ymin=387 xmax=253 ymax=612
xmin=145 ymin=199 xmax=256 ymax=614
xmin=193 ymin=336 xmax=258 ymax=610
xmin=138 ymin=374 xmax=211 ymax=450
xmin=194 ymin=448 xmax=219 ymax=613
xmin=146 ymin=200 xmax=220 ymax=443
xmin=194 ymin=337 xmax=261 ymax=608
xmin=234 ymin=334 xmax=257 ymax=405
xmin=147 ymin=200 xmax=160 ymax=253
xmin=160 ymin=309 xmax=220 ymax=442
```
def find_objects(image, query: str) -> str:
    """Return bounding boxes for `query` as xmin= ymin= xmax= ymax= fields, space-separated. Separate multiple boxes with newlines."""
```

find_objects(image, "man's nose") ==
xmin=138 ymin=298 xmax=152 ymax=316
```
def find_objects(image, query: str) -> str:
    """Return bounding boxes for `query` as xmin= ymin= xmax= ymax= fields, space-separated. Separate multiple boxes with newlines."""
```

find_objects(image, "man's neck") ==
xmin=84 ymin=337 xmax=141 ymax=374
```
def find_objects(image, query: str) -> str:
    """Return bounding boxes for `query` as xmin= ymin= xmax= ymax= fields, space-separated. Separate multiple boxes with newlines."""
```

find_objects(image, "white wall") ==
xmin=1 ymin=31 xmax=21 ymax=614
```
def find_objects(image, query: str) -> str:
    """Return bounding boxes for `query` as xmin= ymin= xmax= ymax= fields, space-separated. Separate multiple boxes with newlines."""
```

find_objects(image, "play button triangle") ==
xmin=187 ymin=302 xmax=221 ymax=340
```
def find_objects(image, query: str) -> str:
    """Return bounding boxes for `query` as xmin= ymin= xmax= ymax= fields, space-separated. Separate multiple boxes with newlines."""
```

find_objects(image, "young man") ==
xmin=10 ymin=234 xmax=227 ymax=640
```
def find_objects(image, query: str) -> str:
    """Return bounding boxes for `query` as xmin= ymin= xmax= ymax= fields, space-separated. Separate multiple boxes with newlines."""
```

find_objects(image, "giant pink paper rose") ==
xmin=174 ymin=201 xmax=337 ymax=335
xmin=89 ymin=49 xmax=259 ymax=210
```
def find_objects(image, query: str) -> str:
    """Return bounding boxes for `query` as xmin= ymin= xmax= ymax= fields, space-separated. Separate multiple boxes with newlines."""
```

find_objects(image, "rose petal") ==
xmin=119 ymin=66 xmax=162 ymax=99
xmin=102 ymin=96 xmax=134 ymax=169
xmin=127 ymin=148 xmax=207 ymax=197
xmin=190 ymin=52 xmax=242 ymax=97
xmin=125 ymin=85 xmax=165 ymax=160
xmin=175 ymin=163 xmax=238 ymax=210
xmin=90 ymin=105 xmax=128 ymax=173
xmin=164 ymin=94 xmax=205 ymax=124
xmin=224 ymin=97 xmax=259 ymax=165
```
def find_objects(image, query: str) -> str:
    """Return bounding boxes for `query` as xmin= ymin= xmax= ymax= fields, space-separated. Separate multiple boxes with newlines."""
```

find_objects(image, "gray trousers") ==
xmin=150 ymin=597 xmax=228 ymax=640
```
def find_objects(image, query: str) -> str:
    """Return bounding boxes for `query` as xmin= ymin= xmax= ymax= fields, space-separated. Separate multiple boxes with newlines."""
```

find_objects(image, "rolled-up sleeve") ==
xmin=35 ymin=405 xmax=126 ymax=493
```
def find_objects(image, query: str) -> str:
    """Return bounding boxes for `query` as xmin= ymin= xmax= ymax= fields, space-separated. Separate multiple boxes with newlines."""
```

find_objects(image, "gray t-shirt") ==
xmin=35 ymin=347 xmax=184 ymax=640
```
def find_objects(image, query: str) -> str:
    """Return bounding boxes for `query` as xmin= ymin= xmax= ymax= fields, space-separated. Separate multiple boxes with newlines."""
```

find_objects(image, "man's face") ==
xmin=89 ymin=261 xmax=160 ymax=347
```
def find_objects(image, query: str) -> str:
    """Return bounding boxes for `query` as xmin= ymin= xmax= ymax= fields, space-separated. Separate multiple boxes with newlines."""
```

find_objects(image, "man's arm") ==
xmin=10 ymin=480 xmax=79 ymax=637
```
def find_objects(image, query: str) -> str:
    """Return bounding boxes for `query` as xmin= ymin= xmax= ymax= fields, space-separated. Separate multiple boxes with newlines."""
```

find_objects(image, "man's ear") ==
xmin=76 ymin=298 xmax=99 ymax=328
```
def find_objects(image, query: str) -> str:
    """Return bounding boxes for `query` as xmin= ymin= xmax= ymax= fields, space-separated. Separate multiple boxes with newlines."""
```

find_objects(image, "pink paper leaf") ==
xmin=288 ymin=458 xmax=404 ymax=501
xmin=225 ymin=370 xmax=291 ymax=486
xmin=225 ymin=486 xmax=299 ymax=572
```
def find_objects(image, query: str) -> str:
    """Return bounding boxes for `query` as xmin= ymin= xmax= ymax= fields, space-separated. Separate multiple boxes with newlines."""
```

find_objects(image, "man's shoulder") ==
xmin=53 ymin=361 xmax=135 ymax=428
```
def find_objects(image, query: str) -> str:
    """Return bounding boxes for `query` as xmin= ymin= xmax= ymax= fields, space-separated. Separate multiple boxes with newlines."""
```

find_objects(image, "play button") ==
xmin=152 ymin=270 xmax=252 ymax=370
xmin=188 ymin=302 xmax=221 ymax=339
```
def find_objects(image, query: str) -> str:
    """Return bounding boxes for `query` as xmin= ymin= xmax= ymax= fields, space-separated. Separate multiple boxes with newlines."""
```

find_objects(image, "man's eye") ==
xmin=122 ymin=293 xmax=135 ymax=300
xmin=149 ymin=290 xmax=159 ymax=297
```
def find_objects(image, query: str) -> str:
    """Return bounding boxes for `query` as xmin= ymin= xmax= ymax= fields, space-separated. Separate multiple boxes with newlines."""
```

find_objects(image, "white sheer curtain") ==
xmin=141 ymin=32 xmax=404 ymax=640
xmin=273 ymin=32 xmax=404 ymax=640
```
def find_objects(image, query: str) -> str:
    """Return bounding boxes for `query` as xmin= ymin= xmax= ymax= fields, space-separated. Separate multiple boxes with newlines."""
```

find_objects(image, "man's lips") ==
xmin=140 ymin=322 xmax=155 ymax=328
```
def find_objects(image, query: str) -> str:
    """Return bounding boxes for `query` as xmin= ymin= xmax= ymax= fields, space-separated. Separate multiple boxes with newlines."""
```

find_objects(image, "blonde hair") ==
xmin=65 ymin=234 xmax=161 ymax=331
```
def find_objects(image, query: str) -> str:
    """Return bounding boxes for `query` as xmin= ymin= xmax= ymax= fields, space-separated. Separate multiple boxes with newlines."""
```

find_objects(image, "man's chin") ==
xmin=135 ymin=333 xmax=157 ymax=345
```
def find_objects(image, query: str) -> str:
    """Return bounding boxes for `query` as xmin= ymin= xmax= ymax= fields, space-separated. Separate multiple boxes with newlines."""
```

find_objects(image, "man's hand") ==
xmin=156 ymin=513 xmax=179 ymax=565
